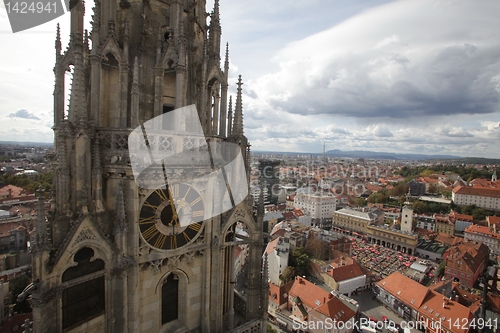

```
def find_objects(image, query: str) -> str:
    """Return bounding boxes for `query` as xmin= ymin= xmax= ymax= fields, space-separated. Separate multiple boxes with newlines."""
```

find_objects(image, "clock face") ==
xmin=139 ymin=183 xmax=204 ymax=250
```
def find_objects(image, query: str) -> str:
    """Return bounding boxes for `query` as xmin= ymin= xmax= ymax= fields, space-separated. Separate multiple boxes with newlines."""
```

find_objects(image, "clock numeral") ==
xmin=182 ymin=232 xmax=191 ymax=243
xmin=183 ymin=186 xmax=191 ymax=199
xmin=143 ymin=201 xmax=158 ymax=210
xmin=192 ymin=210 xmax=204 ymax=218
xmin=190 ymin=197 xmax=202 ymax=207
xmin=154 ymin=233 xmax=167 ymax=249
xmin=139 ymin=215 xmax=155 ymax=224
xmin=142 ymin=225 xmax=159 ymax=242
xmin=169 ymin=184 xmax=179 ymax=198
xmin=156 ymin=188 xmax=169 ymax=202
xmin=170 ymin=236 xmax=177 ymax=249
xmin=188 ymin=223 xmax=202 ymax=232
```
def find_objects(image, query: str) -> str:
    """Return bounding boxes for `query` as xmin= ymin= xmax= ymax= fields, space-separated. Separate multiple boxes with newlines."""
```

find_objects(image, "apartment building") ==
xmin=331 ymin=207 xmax=384 ymax=234
xmin=464 ymin=224 xmax=500 ymax=256
xmin=443 ymin=241 xmax=489 ymax=288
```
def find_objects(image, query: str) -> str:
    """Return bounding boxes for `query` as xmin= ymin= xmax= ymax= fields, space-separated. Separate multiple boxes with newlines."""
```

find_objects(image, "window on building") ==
xmin=61 ymin=247 xmax=105 ymax=329
xmin=162 ymin=274 xmax=179 ymax=324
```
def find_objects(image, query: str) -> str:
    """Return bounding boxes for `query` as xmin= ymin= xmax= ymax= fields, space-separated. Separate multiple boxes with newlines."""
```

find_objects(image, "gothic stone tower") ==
xmin=30 ymin=0 xmax=267 ymax=332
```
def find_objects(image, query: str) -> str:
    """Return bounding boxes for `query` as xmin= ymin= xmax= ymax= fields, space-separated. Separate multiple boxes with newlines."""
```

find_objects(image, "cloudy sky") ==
xmin=1 ymin=0 xmax=499 ymax=158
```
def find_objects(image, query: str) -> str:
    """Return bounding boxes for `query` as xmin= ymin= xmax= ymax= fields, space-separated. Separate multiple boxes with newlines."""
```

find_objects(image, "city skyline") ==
xmin=0 ymin=0 xmax=499 ymax=158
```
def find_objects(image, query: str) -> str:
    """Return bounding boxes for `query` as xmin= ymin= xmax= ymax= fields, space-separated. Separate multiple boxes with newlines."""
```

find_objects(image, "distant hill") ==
xmin=324 ymin=149 xmax=461 ymax=160
xmin=253 ymin=148 xmax=500 ymax=162
xmin=0 ymin=141 xmax=53 ymax=148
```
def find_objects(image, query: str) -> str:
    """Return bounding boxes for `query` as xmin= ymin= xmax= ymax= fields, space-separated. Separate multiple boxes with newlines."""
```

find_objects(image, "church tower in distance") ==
xmin=30 ymin=0 xmax=267 ymax=332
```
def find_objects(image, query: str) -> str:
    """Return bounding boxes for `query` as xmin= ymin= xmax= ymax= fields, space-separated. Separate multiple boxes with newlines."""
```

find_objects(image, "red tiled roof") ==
xmin=265 ymin=237 xmax=280 ymax=256
xmin=464 ymin=224 xmax=500 ymax=239
xmin=469 ymin=178 xmax=500 ymax=189
xmin=487 ymin=216 xmax=500 ymax=226
xmin=379 ymin=273 xmax=473 ymax=333
xmin=314 ymin=295 xmax=356 ymax=322
xmin=453 ymin=185 xmax=500 ymax=198
xmin=418 ymin=291 xmax=473 ymax=333
xmin=443 ymin=241 xmax=489 ymax=274
xmin=0 ymin=185 xmax=32 ymax=198
xmin=377 ymin=272 xmax=429 ymax=309
xmin=289 ymin=276 xmax=331 ymax=310
xmin=327 ymin=261 xmax=364 ymax=282
xmin=271 ymin=228 xmax=286 ymax=238
xmin=435 ymin=233 xmax=463 ymax=246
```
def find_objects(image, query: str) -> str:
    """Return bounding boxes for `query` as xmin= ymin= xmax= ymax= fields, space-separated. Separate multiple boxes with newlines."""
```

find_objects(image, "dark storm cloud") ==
xmin=253 ymin=0 xmax=500 ymax=121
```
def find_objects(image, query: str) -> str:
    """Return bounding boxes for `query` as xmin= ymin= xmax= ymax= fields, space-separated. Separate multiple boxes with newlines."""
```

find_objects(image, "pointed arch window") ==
xmin=100 ymin=53 xmax=120 ymax=127
xmin=162 ymin=273 xmax=179 ymax=324
xmin=61 ymin=247 xmax=105 ymax=329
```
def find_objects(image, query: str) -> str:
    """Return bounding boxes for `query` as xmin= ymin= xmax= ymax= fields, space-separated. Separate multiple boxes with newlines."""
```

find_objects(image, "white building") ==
xmin=464 ymin=224 xmax=500 ymax=256
xmin=293 ymin=193 xmax=337 ymax=223
xmin=452 ymin=186 xmax=500 ymax=211
xmin=250 ymin=185 xmax=269 ymax=204
xmin=264 ymin=237 xmax=290 ymax=285
xmin=452 ymin=174 xmax=500 ymax=211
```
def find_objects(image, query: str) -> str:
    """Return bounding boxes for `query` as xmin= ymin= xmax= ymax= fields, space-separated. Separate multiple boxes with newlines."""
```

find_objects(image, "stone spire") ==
xmin=208 ymin=0 xmax=221 ymax=62
xmin=233 ymin=75 xmax=244 ymax=136
xmin=261 ymin=253 xmax=269 ymax=316
xmin=33 ymin=187 xmax=50 ymax=253
xmin=492 ymin=169 xmax=497 ymax=182
xmin=90 ymin=0 xmax=100 ymax=55
xmin=55 ymin=23 xmax=61 ymax=56
xmin=227 ymin=95 xmax=233 ymax=136
xmin=224 ymin=42 xmax=229 ymax=74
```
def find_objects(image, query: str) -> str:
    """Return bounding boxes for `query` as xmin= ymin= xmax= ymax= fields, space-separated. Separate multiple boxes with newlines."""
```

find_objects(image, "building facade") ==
xmin=464 ymin=224 xmax=500 ymax=257
xmin=30 ymin=1 xmax=266 ymax=332
xmin=443 ymin=241 xmax=489 ymax=288
xmin=452 ymin=183 xmax=500 ymax=211
xmin=294 ymin=193 xmax=337 ymax=227
xmin=331 ymin=207 xmax=384 ymax=234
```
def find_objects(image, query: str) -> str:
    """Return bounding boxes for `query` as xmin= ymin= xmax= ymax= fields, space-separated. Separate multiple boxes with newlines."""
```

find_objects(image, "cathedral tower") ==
xmin=31 ymin=0 xmax=266 ymax=332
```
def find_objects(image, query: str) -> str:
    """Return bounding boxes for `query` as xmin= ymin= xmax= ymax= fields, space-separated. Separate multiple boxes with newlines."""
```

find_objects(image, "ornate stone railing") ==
xmin=97 ymin=128 xmax=226 ymax=167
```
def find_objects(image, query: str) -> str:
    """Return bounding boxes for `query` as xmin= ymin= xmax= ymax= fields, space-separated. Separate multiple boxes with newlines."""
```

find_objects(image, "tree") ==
xmin=441 ymin=190 xmax=452 ymax=199
xmin=355 ymin=197 xmax=367 ymax=207
xmin=427 ymin=184 xmax=438 ymax=194
xmin=390 ymin=183 xmax=409 ymax=197
xmin=279 ymin=266 xmax=295 ymax=284
xmin=304 ymin=239 xmax=329 ymax=260
xmin=472 ymin=207 xmax=486 ymax=221
xmin=412 ymin=200 xmax=428 ymax=214
xmin=289 ymin=248 xmax=310 ymax=277
xmin=435 ymin=260 xmax=446 ymax=278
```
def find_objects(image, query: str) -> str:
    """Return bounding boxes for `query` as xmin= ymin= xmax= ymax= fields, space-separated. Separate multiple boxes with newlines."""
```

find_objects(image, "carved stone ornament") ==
xmin=166 ymin=255 xmax=180 ymax=270
xmin=233 ymin=208 xmax=246 ymax=220
xmin=118 ymin=256 xmax=136 ymax=270
xmin=182 ymin=252 xmax=196 ymax=266
xmin=150 ymin=259 xmax=164 ymax=274
xmin=75 ymin=228 xmax=97 ymax=244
